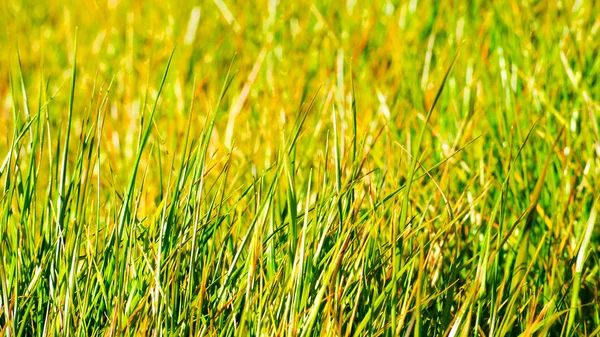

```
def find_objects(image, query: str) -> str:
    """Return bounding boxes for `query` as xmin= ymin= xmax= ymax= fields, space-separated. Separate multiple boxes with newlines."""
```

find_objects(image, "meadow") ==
xmin=0 ymin=0 xmax=599 ymax=336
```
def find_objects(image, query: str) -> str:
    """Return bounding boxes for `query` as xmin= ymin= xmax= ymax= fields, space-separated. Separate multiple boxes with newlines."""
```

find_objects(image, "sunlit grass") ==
xmin=1 ymin=0 xmax=599 ymax=336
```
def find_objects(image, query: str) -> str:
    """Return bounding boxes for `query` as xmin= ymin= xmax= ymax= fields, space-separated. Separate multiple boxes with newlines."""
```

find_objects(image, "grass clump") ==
xmin=1 ymin=0 xmax=599 ymax=336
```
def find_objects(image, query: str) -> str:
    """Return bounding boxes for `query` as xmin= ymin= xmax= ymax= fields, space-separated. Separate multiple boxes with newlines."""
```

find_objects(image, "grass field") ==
xmin=1 ymin=0 xmax=599 ymax=336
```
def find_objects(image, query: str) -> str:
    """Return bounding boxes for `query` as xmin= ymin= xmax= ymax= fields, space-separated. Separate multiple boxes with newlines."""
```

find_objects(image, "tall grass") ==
xmin=1 ymin=0 xmax=599 ymax=336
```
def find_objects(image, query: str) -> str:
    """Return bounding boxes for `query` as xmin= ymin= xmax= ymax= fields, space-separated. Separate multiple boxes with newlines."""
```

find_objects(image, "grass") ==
xmin=1 ymin=0 xmax=599 ymax=336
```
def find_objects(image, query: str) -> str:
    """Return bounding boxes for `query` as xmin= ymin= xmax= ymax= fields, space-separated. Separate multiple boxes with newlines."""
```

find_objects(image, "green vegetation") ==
xmin=1 ymin=0 xmax=599 ymax=335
